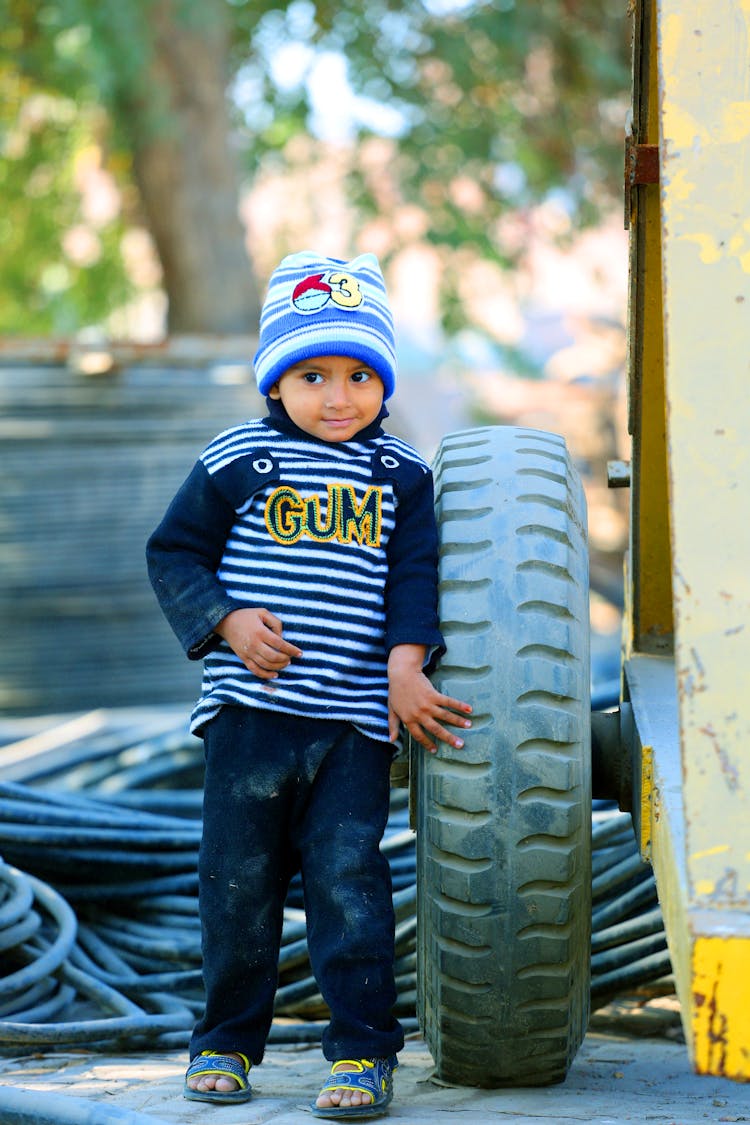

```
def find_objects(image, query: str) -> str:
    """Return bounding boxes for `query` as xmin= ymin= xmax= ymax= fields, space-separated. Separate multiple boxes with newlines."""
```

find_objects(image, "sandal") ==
xmin=183 ymin=1050 xmax=252 ymax=1104
xmin=310 ymin=1056 xmax=398 ymax=1119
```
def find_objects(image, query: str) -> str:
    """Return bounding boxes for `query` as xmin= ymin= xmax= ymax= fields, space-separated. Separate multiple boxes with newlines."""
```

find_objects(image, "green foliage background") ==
xmin=0 ymin=0 xmax=630 ymax=335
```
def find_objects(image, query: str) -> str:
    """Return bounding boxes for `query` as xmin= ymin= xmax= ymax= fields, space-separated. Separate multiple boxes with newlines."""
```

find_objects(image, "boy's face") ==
xmin=269 ymin=355 xmax=385 ymax=443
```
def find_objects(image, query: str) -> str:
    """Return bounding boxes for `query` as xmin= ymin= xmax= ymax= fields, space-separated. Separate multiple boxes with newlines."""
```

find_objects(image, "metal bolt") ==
xmin=607 ymin=460 xmax=631 ymax=488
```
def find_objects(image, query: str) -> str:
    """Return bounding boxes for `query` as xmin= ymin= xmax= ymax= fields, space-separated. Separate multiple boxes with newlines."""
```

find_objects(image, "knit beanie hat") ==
xmin=253 ymin=252 xmax=397 ymax=399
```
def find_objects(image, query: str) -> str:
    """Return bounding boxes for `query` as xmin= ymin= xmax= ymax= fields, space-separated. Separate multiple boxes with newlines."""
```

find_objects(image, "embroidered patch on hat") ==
xmin=291 ymin=271 xmax=365 ymax=315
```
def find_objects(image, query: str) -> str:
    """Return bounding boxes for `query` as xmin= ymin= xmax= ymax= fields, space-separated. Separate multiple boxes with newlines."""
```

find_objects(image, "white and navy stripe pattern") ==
xmin=253 ymin=252 xmax=397 ymax=399
xmin=188 ymin=419 xmax=430 ymax=741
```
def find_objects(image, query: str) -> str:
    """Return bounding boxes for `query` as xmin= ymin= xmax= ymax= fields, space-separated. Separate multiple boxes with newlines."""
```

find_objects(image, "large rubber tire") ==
xmin=416 ymin=425 xmax=592 ymax=1087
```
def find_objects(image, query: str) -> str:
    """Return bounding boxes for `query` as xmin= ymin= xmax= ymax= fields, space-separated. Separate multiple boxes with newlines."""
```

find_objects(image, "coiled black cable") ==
xmin=0 ymin=708 xmax=669 ymax=1050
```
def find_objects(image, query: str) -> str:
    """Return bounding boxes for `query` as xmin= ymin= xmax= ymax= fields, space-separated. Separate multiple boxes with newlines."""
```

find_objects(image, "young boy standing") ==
xmin=146 ymin=252 xmax=471 ymax=1118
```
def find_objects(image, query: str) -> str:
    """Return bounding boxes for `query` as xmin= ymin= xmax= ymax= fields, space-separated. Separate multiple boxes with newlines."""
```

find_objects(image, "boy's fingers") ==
xmin=254 ymin=651 xmax=288 ymax=670
xmin=407 ymin=724 xmax=436 ymax=753
xmin=433 ymin=706 xmax=472 ymax=728
xmin=245 ymin=659 xmax=278 ymax=680
xmin=433 ymin=724 xmax=465 ymax=749
xmin=246 ymin=638 xmax=302 ymax=676
xmin=263 ymin=640 xmax=299 ymax=660
xmin=261 ymin=629 xmax=302 ymax=658
xmin=407 ymin=720 xmax=465 ymax=753
xmin=260 ymin=611 xmax=284 ymax=634
xmin=440 ymin=694 xmax=473 ymax=714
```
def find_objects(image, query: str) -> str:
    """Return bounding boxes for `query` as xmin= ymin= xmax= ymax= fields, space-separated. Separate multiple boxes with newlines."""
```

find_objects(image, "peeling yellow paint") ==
xmin=675 ymin=226 xmax=750 ymax=275
xmin=693 ymin=845 xmax=731 ymax=861
xmin=722 ymin=101 xmax=750 ymax=143
xmin=640 ymin=743 xmax=654 ymax=862
xmin=681 ymin=232 xmax=723 ymax=265
xmin=692 ymin=936 xmax=750 ymax=1079
xmin=668 ymin=168 xmax=695 ymax=202
xmin=643 ymin=0 xmax=750 ymax=1084
xmin=661 ymin=10 xmax=682 ymax=72
xmin=662 ymin=102 xmax=711 ymax=149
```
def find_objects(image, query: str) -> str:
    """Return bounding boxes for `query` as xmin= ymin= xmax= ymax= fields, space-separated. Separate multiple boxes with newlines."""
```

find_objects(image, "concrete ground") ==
xmin=1 ymin=999 xmax=749 ymax=1125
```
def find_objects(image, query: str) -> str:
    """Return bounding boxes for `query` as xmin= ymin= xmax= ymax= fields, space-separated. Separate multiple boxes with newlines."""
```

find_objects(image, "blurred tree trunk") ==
xmin=120 ymin=0 xmax=259 ymax=332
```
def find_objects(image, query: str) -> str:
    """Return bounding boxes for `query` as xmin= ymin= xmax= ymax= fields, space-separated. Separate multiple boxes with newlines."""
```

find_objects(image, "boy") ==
xmin=146 ymin=252 xmax=471 ymax=1119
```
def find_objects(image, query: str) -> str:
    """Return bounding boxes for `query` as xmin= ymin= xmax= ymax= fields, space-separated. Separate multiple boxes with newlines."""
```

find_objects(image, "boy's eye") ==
xmin=302 ymin=371 xmax=324 ymax=384
xmin=350 ymin=370 xmax=372 ymax=384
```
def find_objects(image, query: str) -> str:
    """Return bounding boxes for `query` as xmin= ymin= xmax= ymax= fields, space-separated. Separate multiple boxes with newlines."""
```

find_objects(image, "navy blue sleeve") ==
xmin=384 ymin=468 xmax=446 ymax=666
xmin=146 ymin=461 xmax=240 ymax=659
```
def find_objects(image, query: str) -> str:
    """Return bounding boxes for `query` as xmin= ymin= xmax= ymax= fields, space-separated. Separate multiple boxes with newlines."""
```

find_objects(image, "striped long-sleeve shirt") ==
xmin=146 ymin=407 xmax=445 ymax=741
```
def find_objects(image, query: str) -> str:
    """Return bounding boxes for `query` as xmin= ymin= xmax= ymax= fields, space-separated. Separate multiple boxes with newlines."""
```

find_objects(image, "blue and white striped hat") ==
xmin=253 ymin=251 xmax=397 ymax=399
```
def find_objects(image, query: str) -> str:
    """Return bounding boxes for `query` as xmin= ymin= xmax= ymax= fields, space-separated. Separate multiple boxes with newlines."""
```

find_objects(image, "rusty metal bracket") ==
xmin=624 ymin=136 xmax=660 ymax=228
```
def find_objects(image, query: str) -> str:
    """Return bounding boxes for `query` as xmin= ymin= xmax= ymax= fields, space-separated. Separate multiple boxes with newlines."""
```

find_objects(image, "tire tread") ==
xmin=416 ymin=426 xmax=591 ymax=1088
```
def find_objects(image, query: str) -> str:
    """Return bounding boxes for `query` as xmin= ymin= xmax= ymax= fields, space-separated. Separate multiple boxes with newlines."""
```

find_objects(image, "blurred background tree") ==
xmin=0 ymin=0 xmax=629 ymax=336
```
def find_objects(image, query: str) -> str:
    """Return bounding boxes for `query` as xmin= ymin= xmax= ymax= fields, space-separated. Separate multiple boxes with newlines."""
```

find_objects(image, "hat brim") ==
xmin=256 ymin=338 xmax=396 ymax=399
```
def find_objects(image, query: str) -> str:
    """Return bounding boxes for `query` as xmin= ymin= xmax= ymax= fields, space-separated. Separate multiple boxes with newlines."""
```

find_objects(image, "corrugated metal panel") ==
xmin=1 ymin=356 xmax=263 ymax=715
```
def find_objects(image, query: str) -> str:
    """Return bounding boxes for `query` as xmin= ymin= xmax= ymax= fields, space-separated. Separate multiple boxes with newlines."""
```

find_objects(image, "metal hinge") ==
xmin=624 ymin=136 xmax=659 ymax=228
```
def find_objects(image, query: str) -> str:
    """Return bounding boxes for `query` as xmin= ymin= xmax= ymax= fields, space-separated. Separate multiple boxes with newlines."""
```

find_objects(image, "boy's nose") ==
xmin=325 ymin=381 xmax=349 ymax=408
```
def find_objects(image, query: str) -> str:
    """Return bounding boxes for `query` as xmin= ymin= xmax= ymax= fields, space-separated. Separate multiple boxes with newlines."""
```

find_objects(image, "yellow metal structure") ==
xmin=624 ymin=0 xmax=750 ymax=1081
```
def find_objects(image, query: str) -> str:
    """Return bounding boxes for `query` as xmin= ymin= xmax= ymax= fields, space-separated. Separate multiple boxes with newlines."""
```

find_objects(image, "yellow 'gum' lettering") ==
xmin=340 ymin=485 xmax=382 ymax=546
xmin=265 ymin=486 xmax=304 ymax=544
xmin=265 ymin=484 xmax=383 ymax=547
xmin=303 ymin=491 xmax=339 ymax=541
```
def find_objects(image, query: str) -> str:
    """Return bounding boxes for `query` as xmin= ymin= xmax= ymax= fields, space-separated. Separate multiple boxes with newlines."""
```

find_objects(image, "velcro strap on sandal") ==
xmin=186 ymin=1051 xmax=251 ymax=1087
xmin=319 ymin=1057 xmax=396 ymax=1102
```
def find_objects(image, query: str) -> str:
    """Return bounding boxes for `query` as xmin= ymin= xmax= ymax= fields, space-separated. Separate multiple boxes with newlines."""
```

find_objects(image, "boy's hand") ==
xmin=214 ymin=608 xmax=302 ymax=680
xmin=387 ymin=644 xmax=472 ymax=753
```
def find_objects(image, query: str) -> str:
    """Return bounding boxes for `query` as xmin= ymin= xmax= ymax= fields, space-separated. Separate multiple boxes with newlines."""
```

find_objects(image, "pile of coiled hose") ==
xmin=0 ymin=702 xmax=671 ymax=1053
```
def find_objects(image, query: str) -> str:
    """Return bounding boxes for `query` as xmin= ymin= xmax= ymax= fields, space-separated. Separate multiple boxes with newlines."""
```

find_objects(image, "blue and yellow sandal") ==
xmin=311 ymin=1056 xmax=398 ymax=1119
xmin=183 ymin=1050 xmax=252 ymax=1104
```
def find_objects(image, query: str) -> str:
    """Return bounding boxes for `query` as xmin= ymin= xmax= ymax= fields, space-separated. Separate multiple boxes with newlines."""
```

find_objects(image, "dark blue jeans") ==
xmin=189 ymin=706 xmax=404 ymax=1064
